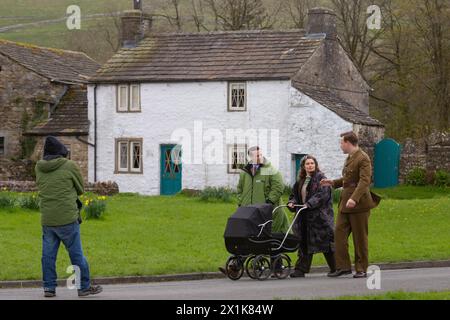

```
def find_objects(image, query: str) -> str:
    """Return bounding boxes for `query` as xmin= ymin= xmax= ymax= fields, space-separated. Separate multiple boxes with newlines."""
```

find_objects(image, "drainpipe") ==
xmin=94 ymin=84 xmax=98 ymax=182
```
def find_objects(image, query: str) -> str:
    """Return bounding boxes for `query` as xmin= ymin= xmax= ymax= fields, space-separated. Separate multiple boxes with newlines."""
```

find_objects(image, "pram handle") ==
xmin=271 ymin=204 xmax=306 ymax=214
xmin=272 ymin=204 xmax=308 ymax=251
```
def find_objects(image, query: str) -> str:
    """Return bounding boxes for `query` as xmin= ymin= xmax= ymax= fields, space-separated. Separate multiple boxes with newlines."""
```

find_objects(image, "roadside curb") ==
xmin=1 ymin=260 xmax=450 ymax=289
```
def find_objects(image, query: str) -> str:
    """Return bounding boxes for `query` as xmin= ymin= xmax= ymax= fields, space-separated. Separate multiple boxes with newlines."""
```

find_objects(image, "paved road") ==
xmin=0 ymin=267 xmax=449 ymax=300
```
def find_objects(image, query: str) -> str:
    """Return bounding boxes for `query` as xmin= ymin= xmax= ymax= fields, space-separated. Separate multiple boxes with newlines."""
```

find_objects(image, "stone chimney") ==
xmin=306 ymin=7 xmax=337 ymax=40
xmin=120 ymin=9 xmax=152 ymax=48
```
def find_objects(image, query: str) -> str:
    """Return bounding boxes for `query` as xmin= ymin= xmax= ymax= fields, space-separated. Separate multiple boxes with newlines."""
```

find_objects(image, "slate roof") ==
xmin=0 ymin=39 xmax=99 ymax=83
xmin=292 ymin=81 xmax=384 ymax=127
xmin=25 ymin=86 xmax=89 ymax=136
xmin=90 ymin=28 xmax=382 ymax=127
xmin=90 ymin=29 xmax=325 ymax=82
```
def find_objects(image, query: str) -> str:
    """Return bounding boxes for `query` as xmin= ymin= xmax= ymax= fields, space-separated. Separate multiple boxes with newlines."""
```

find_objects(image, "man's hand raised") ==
xmin=320 ymin=179 xmax=333 ymax=187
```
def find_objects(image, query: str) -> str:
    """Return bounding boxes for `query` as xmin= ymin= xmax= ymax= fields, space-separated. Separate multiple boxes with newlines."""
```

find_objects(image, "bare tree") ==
xmin=413 ymin=0 xmax=450 ymax=130
xmin=191 ymin=0 xmax=210 ymax=31
xmin=366 ymin=0 xmax=415 ymax=136
xmin=204 ymin=0 xmax=279 ymax=30
xmin=65 ymin=8 xmax=122 ymax=63
xmin=285 ymin=0 xmax=313 ymax=28
xmin=151 ymin=0 xmax=183 ymax=32
xmin=330 ymin=0 xmax=387 ymax=72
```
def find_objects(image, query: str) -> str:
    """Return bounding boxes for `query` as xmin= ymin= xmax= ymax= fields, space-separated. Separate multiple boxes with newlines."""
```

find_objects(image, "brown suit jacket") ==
xmin=333 ymin=148 xmax=380 ymax=214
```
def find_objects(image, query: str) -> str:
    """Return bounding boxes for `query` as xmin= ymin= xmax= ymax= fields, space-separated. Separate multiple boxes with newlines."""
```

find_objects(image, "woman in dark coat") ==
xmin=287 ymin=155 xmax=336 ymax=278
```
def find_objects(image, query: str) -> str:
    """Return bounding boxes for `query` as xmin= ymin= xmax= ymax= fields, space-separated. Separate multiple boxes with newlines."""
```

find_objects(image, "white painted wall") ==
xmin=287 ymin=86 xmax=352 ymax=182
xmin=88 ymin=80 xmax=294 ymax=195
xmin=88 ymin=81 xmax=352 ymax=195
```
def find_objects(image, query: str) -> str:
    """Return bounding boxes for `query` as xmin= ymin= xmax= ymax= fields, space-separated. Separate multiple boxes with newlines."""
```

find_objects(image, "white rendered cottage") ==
xmin=87 ymin=8 xmax=384 ymax=195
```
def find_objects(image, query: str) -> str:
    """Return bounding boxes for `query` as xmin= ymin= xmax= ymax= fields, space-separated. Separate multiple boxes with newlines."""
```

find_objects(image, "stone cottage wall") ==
xmin=31 ymin=136 xmax=89 ymax=181
xmin=0 ymin=54 xmax=64 ymax=180
xmin=353 ymin=124 xmax=385 ymax=164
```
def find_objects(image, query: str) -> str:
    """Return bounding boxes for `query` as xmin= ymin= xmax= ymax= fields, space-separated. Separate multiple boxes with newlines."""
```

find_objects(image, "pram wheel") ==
xmin=252 ymin=255 xmax=271 ymax=281
xmin=245 ymin=255 xmax=258 ymax=279
xmin=273 ymin=254 xmax=292 ymax=279
xmin=225 ymin=255 xmax=244 ymax=280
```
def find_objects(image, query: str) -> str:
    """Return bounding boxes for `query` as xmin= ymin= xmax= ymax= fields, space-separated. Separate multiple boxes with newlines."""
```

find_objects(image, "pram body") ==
xmin=223 ymin=203 xmax=306 ymax=280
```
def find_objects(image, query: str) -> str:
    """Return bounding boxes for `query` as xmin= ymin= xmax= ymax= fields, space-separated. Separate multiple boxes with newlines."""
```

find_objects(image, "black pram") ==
xmin=223 ymin=203 xmax=306 ymax=280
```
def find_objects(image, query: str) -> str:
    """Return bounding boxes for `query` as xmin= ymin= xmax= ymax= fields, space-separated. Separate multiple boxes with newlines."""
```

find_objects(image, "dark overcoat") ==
xmin=288 ymin=171 xmax=335 ymax=254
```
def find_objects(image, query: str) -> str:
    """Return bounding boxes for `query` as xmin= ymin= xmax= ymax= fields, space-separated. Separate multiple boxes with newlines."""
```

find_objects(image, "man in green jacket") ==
xmin=236 ymin=146 xmax=290 ymax=233
xmin=219 ymin=146 xmax=290 ymax=275
xmin=35 ymin=136 xmax=102 ymax=298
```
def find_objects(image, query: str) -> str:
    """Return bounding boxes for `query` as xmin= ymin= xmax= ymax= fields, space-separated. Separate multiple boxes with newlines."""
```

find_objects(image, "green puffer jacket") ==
xmin=35 ymin=158 xmax=84 ymax=226
xmin=236 ymin=159 xmax=290 ymax=233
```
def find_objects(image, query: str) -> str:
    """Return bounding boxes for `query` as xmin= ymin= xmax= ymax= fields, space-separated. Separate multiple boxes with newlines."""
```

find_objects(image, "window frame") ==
xmin=227 ymin=143 xmax=247 ymax=174
xmin=227 ymin=82 xmax=247 ymax=112
xmin=117 ymin=84 xmax=129 ymax=112
xmin=129 ymin=140 xmax=143 ymax=173
xmin=116 ymin=84 xmax=141 ymax=113
xmin=117 ymin=140 xmax=129 ymax=172
xmin=129 ymin=84 xmax=141 ymax=112
xmin=115 ymin=138 xmax=143 ymax=174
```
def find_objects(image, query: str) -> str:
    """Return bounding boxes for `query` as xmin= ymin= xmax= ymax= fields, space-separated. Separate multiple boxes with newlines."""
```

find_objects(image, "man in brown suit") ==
xmin=321 ymin=131 xmax=380 ymax=278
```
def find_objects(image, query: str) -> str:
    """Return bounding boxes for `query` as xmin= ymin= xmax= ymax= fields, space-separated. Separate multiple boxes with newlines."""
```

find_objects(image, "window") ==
xmin=228 ymin=144 xmax=247 ymax=174
xmin=0 ymin=137 xmax=4 ymax=156
xmin=228 ymin=82 xmax=246 ymax=111
xmin=117 ymin=85 xmax=128 ymax=112
xmin=119 ymin=141 xmax=128 ymax=171
xmin=130 ymin=141 xmax=142 ymax=172
xmin=64 ymin=144 xmax=71 ymax=160
xmin=130 ymin=84 xmax=141 ymax=111
xmin=115 ymin=139 xmax=143 ymax=174
xmin=117 ymin=84 xmax=141 ymax=112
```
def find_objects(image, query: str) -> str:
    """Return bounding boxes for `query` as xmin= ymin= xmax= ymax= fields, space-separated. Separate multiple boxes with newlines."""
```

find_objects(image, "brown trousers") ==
xmin=335 ymin=210 xmax=370 ymax=273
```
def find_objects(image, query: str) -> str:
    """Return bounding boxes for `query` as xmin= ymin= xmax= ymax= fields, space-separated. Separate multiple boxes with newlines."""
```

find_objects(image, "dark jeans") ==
xmin=42 ymin=221 xmax=90 ymax=291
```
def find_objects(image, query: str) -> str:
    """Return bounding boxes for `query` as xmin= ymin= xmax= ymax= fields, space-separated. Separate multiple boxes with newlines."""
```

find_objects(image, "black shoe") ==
xmin=326 ymin=270 xmax=337 ymax=277
xmin=353 ymin=272 xmax=367 ymax=278
xmin=327 ymin=269 xmax=352 ymax=277
xmin=78 ymin=285 xmax=103 ymax=297
xmin=290 ymin=269 xmax=305 ymax=278
xmin=44 ymin=290 xmax=56 ymax=298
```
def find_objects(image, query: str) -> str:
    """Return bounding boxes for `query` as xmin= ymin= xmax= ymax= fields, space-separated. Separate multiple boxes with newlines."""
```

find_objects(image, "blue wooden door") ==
xmin=374 ymin=139 xmax=401 ymax=188
xmin=160 ymin=145 xmax=182 ymax=195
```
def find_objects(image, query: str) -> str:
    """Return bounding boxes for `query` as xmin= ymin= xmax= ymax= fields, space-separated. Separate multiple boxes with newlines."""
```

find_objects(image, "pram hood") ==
xmin=224 ymin=204 xmax=273 ymax=239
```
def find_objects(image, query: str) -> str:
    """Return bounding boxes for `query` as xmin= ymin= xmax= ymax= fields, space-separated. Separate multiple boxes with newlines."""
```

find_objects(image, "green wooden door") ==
xmin=374 ymin=139 xmax=401 ymax=188
xmin=160 ymin=144 xmax=182 ymax=195
xmin=294 ymin=154 xmax=307 ymax=182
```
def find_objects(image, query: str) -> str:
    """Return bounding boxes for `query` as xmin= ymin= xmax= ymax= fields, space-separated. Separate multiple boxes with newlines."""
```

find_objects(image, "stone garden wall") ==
xmin=399 ymin=131 xmax=450 ymax=183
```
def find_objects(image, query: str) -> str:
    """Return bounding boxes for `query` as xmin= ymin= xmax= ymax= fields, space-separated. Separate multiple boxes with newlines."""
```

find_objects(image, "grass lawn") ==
xmin=0 ymin=0 xmax=129 ymax=51
xmin=328 ymin=290 xmax=450 ymax=300
xmin=0 ymin=186 xmax=449 ymax=281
